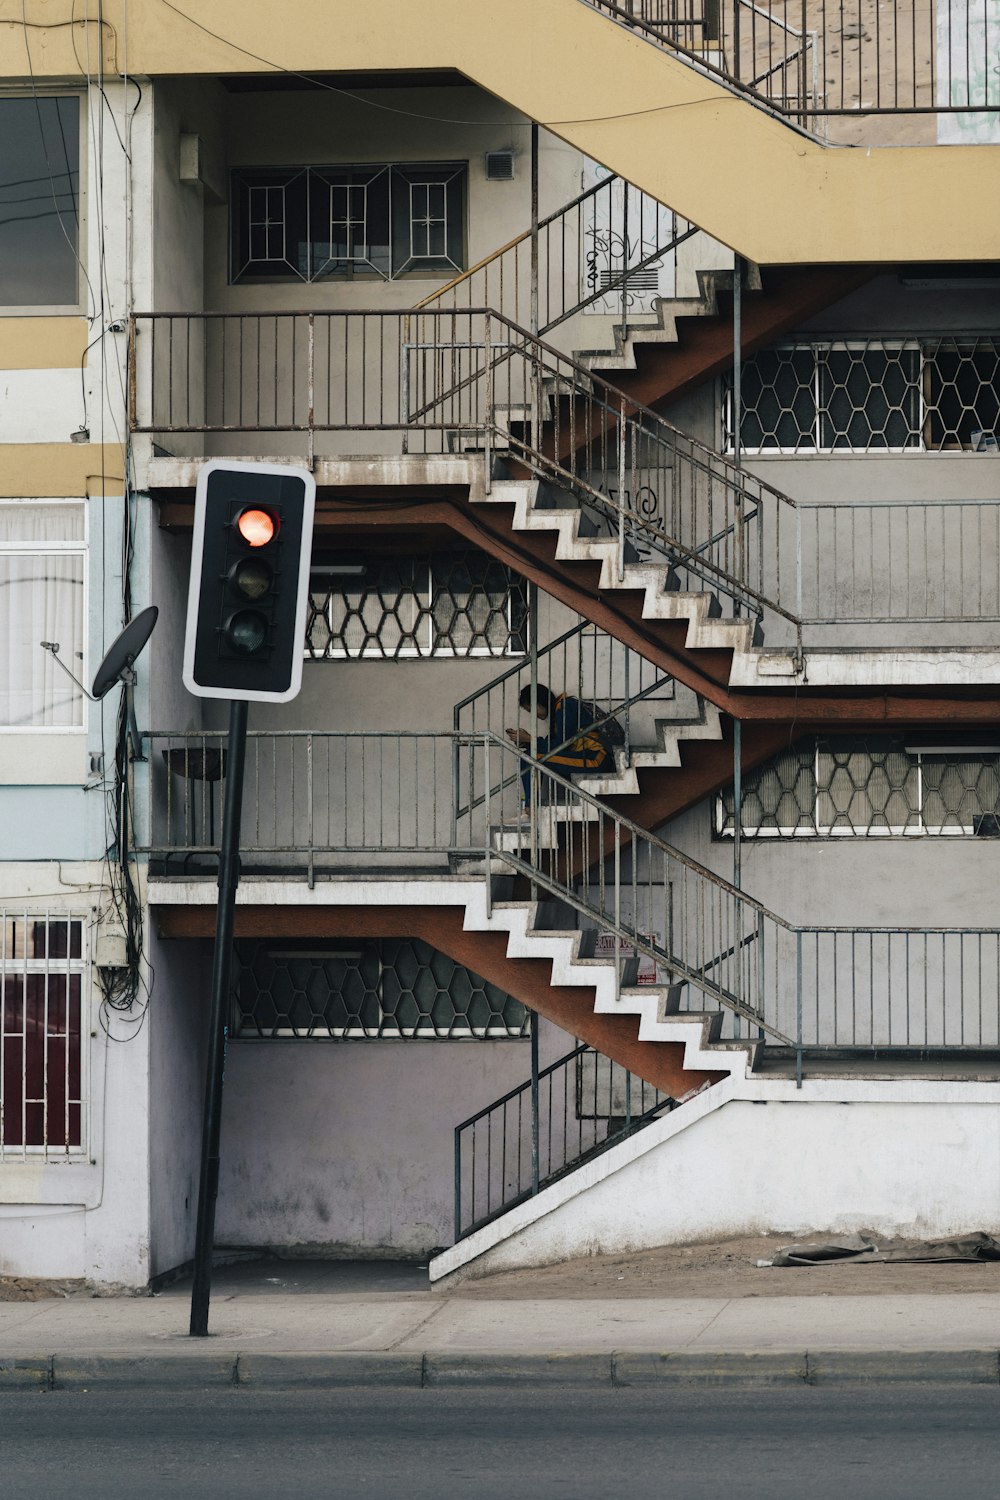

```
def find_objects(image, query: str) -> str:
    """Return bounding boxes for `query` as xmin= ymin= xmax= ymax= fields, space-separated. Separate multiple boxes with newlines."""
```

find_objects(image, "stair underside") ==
xmin=115 ymin=0 xmax=1000 ymax=265
xmin=150 ymin=882 xmax=758 ymax=1096
xmin=156 ymin=483 xmax=1000 ymax=732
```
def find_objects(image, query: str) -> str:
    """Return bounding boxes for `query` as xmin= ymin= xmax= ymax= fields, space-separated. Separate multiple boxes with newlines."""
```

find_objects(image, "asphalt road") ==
xmin=4 ymin=1385 xmax=1000 ymax=1499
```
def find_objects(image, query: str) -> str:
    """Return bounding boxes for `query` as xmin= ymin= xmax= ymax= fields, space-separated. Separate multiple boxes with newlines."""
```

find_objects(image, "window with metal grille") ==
xmin=1 ymin=913 xmax=86 ymax=1156
xmin=231 ymin=163 xmax=466 ymax=283
xmin=724 ymin=339 xmax=1000 ymax=453
xmin=305 ymin=550 xmax=528 ymax=659
xmin=233 ymin=939 xmax=530 ymax=1039
xmin=0 ymin=502 xmax=86 ymax=728
xmin=717 ymin=738 xmax=1000 ymax=837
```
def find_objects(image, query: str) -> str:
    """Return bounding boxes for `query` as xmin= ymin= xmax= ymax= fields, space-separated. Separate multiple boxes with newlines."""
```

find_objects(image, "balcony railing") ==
xmin=139 ymin=728 xmax=1000 ymax=1062
xmin=133 ymin=307 xmax=1000 ymax=652
xmin=584 ymin=0 xmax=1000 ymax=126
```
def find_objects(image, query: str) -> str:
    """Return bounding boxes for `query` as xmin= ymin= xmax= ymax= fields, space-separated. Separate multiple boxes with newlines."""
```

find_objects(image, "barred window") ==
xmin=231 ymin=163 xmax=466 ymax=283
xmin=234 ymin=939 xmax=529 ymax=1040
xmin=306 ymin=550 xmax=528 ymax=660
xmin=718 ymin=739 xmax=1000 ymax=837
xmin=725 ymin=339 xmax=1000 ymax=453
xmin=1 ymin=913 xmax=86 ymax=1157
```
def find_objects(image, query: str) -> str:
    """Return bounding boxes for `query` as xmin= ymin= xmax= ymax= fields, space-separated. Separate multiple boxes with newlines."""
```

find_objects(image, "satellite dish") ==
xmin=92 ymin=606 xmax=159 ymax=700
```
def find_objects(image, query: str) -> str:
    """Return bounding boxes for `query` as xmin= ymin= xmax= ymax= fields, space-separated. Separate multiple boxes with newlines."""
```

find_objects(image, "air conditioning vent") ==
xmin=485 ymin=150 xmax=515 ymax=181
xmin=595 ymin=266 xmax=660 ymax=293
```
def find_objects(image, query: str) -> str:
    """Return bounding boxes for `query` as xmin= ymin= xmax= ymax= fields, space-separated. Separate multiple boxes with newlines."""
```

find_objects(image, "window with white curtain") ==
xmin=0 ymin=503 xmax=86 ymax=729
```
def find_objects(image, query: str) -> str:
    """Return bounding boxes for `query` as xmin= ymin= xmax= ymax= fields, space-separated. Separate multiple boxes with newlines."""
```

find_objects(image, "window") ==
xmin=306 ymin=550 xmax=528 ymax=659
xmin=0 ymin=503 xmax=86 ymax=729
xmin=231 ymin=163 xmax=466 ymax=283
xmin=1 ymin=913 xmax=86 ymax=1156
xmin=233 ymin=939 xmax=529 ymax=1039
xmin=717 ymin=738 xmax=1000 ymax=837
xmin=725 ymin=338 xmax=1000 ymax=453
xmin=0 ymin=96 xmax=80 ymax=308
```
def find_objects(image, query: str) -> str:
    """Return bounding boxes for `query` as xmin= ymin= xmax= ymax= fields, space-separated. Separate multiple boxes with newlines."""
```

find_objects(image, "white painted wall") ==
xmin=433 ymin=1076 xmax=1000 ymax=1280
xmin=213 ymin=1013 xmax=572 ymax=1258
xmin=0 ymin=867 xmax=152 ymax=1288
xmin=147 ymin=927 xmax=210 ymax=1278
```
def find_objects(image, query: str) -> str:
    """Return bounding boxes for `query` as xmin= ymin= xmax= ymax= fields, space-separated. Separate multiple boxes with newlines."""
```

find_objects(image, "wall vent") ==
xmin=485 ymin=150 xmax=515 ymax=181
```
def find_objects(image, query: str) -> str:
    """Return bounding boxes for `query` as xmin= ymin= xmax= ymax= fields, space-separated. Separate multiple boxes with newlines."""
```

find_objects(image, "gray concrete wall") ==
xmin=213 ymin=1011 xmax=574 ymax=1256
xmin=147 ymin=928 xmax=210 ymax=1277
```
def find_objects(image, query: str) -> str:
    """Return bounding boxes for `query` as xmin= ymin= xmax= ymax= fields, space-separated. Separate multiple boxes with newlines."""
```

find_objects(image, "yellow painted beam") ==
xmin=0 ymin=318 xmax=89 ymax=370
xmin=1 ymin=445 xmax=125 ymax=497
xmin=5 ymin=0 xmax=999 ymax=263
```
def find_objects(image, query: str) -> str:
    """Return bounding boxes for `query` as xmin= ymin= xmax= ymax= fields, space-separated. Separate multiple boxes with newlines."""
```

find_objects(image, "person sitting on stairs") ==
xmin=506 ymin=684 xmax=612 ymax=809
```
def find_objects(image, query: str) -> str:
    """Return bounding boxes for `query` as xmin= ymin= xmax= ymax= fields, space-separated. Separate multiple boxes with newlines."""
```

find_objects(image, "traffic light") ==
xmin=183 ymin=460 xmax=316 ymax=703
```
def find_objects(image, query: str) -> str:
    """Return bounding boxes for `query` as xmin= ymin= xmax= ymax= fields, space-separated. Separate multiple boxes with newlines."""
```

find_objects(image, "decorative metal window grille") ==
xmin=231 ymin=163 xmax=466 ymax=283
xmin=717 ymin=738 xmax=1000 ymax=838
xmin=306 ymin=551 xmax=528 ymax=660
xmin=724 ymin=338 xmax=1000 ymax=453
xmin=233 ymin=939 xmax=529 ymax=1039
xmin=0 ymin=912 xmax=87 ymax=1158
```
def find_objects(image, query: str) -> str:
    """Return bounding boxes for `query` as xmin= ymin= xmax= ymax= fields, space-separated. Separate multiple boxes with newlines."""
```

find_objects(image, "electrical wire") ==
xmin=152 ymin=0 xmax=734 ymax=129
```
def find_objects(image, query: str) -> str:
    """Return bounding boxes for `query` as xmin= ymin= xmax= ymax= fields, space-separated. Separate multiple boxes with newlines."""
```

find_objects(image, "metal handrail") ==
xmin=582 ymin=0 xmax=999 ymax=122
xmin=131 ymin=306 xmax=803 ymax=641
xmin=453 ymin=1039 xmax=674 ymax=1239
xmin=452 ymin=616 xmax=678 ymax=819
xmin=415 ymin=171 xmax=700 ymax=339
xmin=140 ymin=726 xmax=1000 ymax=1066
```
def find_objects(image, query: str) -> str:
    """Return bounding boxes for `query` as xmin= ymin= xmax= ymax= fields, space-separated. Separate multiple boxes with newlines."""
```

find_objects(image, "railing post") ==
xmin=795 ymin=929 xmax=803 ymax=1088
xmin=618 ymin=397 xmax=627 ymax=582
xmin=484 ymin=732 xmax=492 ymax=919
xmin=484 ymin=312 xmax=493 ymax=496
xmin=530 ymin=1010 xmax=540 ymax=1196
xmin=795 ymin=505 xmax=804 ymax=669
xmin=306 ymin=312 xmax=315 ymax=472
xmin=401 ymin=313 xmax=410 ymax=456
xmin=528 ymin=582 xmax=539 ymax=899
xmin=454 ymin=1124 xmax=463 ymax=1243
xmin=306 ymin=732 xmax=315 ymax=889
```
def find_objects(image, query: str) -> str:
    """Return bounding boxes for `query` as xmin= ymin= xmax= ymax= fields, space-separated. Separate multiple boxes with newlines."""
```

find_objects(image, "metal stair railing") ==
xmin=452 ymin=617 xmax=681 ymax=822
xmin=132 ymin=306 xmax=802 ymax=644
xmin=415 ymin=172 xmax=699 ymax=341
xmin=139 ymin=727 xmax=1000 ymax=1063
xmin=582 ymin=0 xmax=999 ymax=124
xmin=406 ymin=309 xmax=803 ymax=649
xmin=453 ymin=1040 xmax=674 ymax=1239
xmin=472 ymin=731 xmax=799 ymax=1045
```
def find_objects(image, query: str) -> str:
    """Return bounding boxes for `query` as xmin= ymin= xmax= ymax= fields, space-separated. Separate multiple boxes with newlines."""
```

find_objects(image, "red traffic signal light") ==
xmin=183 ymin=461 xmax=316 ymax=703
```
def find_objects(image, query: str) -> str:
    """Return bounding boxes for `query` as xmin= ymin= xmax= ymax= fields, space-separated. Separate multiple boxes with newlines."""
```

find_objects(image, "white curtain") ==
xmin=0 ymin=505 xmax=85 ymax=729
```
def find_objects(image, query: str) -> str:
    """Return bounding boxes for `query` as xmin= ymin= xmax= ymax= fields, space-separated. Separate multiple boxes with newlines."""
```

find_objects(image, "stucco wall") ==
xmin=213 ymin=1011 xmax=573 ymax=1257
xmin=435 ymin=1083 xmax=1000 ymax=1281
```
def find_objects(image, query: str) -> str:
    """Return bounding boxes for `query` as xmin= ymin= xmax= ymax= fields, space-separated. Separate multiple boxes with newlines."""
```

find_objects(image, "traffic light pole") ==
xmin=189 ymin=698 xmax=248 ymax=1337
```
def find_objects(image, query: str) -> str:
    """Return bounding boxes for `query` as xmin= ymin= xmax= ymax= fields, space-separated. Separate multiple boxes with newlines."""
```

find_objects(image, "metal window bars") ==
xmin=0 ymin=910 xmax=88 ymax=1162
xmin=724 ymin=338 xmax=1000 ymax=454
xmin=718 ymin=737 xmax=1000 ymax=837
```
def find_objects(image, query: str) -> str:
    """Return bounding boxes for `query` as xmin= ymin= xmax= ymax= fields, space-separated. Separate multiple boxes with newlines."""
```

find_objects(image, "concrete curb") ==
xmin=2 ymin=1349 xmax=1000 ymax=1392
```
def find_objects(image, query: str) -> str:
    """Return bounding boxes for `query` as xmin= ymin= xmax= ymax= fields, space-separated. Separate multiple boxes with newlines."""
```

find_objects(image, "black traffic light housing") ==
xmin=183 ymin=460 xmax=316 ymax=703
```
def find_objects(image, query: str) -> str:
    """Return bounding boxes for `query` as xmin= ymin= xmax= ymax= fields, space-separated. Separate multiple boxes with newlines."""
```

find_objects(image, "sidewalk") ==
xmin=5 ymin=1256 xmax=1000 ymax=1389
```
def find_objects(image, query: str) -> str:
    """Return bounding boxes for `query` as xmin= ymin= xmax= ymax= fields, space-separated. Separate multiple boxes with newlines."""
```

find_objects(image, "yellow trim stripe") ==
xmin=0 ymin=319 xmax=89 ymax=371
xmin=0 ymin=446 xmax=124 ymax=498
